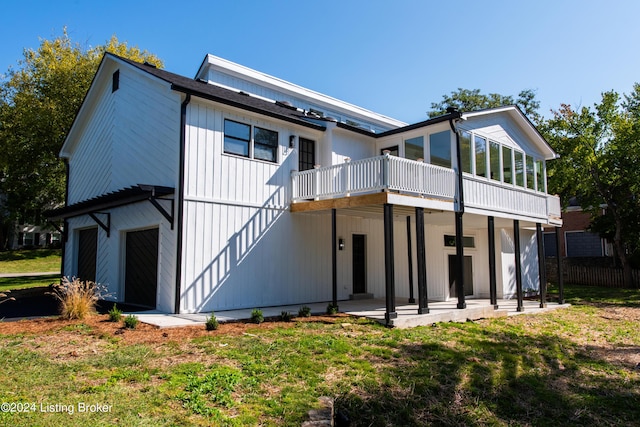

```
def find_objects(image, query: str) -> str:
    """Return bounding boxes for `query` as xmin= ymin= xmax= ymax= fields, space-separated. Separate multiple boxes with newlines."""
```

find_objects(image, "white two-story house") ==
xmin=46 ymin=53 xmax=562 ymax=323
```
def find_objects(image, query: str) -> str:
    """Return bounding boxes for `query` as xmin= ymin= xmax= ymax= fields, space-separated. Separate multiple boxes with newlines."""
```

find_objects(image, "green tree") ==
xmin=0 ymin=30 xmax=162 ymax=249
xmin=542 ymin=88 xmax=640 ymax=287
xmin=428 ymin=88 xmax=541 ymax=123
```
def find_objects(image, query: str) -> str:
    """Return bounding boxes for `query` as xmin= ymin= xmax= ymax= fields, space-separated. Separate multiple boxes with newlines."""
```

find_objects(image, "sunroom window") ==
xmin=405 ymin=136 xmax=424 ymax=161
xmin=536 ymin=159 xmax=545 ymax=192
xmin=502 ymin=146 xmax=513 ymax=184
xmin=526 ymin=155 xmax=535 ymax=190
xmin=429 ymin=131 xmax=451 ymax=168
xmin=474 ymin=135 xmax=487 ymax=178
xmin=489 ymin=141 xmax=500 ymax=181
xmin=514 ymin=151 xmax=525 ymax=187
xmin=460 ymin=131 xmax=472 ymax=173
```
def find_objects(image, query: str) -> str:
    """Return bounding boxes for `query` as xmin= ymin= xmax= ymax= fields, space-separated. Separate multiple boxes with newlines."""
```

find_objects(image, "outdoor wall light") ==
xmin=289 ymin=135 xmax=296 ymax=148
xmin=338 ymin=238 xmax=345 ymax=251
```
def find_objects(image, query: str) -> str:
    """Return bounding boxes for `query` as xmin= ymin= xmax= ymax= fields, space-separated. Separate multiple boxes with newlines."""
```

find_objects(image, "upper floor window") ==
xmin=536 ymin=160 xmax=545 ymax=192
xmin=460 ymin=131 xmax=472 ymax=173
xmin=502 ymin=146 xmax=513 ymax=184
xmin=514 ymin=151 xmax=525 ymax=187
xmin=405 ymin=136 xmax=424 ymax=161
xmin=429 ymin=131 xmax=451 ymax=168
xmin=224 ymin=119 xmax=278 ymax=163
xmin=489 ymin=141 xmax=500 ymax=181
xmin=474 ymin=135 xmax=487 ymax=178
xmin=526 ymin=155 xmax=535 ymax=190
xmin=254 ymin=127 xmax=278 ymax=162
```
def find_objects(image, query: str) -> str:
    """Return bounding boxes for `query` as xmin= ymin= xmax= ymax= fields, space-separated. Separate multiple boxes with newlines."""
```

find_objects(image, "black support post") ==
xmin=514 ymin=220 xmax=524 ymax=312
xmin=331 ymin=209 xmax=337 ymax=308
xmin=555 ymin=226 xmax=565 ymax=304
xmin=384 ymin=204 xmax=397 ymax=324
xmin=488 ymin=216 xmax=498 ymax=309
xmin=536 ymin=223 xmax=548 ymax=308
xmin=406 ymin=216 xmax=415 ymax=304
xmin=455 ymin=211 xmax=466 ymax=309
xmin=415 ymin=207 xmax=429 ymax=314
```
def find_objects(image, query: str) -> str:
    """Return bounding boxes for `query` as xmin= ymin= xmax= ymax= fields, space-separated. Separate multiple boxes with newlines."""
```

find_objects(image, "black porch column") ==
xmin=455 ymin=211 xmax=466 ymax=309
xmin=415 ymin=207 xmax=429 ymax=314
xmin=406 ymin=216 xmax=415 ymax=304
xmin=331 ymin=209 xmax=337 ymax=308
xmin=514 ymin=219 xmax=524 ymax=312
xmin=384 ymin=203 xmax=397 ymax=324
xmin=488 ymin=216 xmax=498 ymax=309
xmin=555 ymin=226 xmax=565 ymax=304
xmin=536 ymin=223 xmax=548 ymax=308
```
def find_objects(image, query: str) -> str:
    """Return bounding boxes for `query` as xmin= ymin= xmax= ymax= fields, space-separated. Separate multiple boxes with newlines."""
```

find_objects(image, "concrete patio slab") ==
xmin=128 ymin=298 xmax=570 ymax=329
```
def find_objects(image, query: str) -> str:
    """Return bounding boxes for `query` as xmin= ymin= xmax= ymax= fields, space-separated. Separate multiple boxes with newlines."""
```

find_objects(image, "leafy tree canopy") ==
xmin=428 ymin=88 xmax=541 ymax=123
xmin=0 ymin=29 xmax=162 ymax=248
xmin=542 ymin=86 xmax=640 ymax=284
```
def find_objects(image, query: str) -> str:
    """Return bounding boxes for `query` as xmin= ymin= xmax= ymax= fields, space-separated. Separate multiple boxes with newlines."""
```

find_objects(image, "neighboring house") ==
xmin=46 ymin=53 xmax=562 ymax=321
xmin=543 ymin=199 xmax=610 ymax=258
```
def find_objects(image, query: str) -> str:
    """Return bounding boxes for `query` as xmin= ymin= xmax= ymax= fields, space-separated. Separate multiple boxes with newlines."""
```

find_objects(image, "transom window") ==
xmin=224 ymin=119 xmax=279 ymax=163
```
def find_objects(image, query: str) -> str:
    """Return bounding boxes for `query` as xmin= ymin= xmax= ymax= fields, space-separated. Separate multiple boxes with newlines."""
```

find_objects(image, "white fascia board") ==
xmin=462 ymin=106 xmax=558 ymax=160
xmin=196 ymin=54 xmax=407 ymax=129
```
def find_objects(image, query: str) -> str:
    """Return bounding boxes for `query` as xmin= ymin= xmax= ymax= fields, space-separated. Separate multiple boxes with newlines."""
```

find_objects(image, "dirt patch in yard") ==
xmin=0 ymin=312 xmax=350 ymax=346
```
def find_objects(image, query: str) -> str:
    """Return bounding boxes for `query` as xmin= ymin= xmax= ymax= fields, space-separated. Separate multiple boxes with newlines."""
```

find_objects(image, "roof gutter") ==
xmin=174 ymin=93 xmax=191 ymax=314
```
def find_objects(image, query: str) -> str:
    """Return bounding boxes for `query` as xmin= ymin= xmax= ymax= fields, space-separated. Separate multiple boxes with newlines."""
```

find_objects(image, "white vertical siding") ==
xmin=65 ymin=202 xmax=175 ymax=313
xmin=67 ymin=62 xmax=180 ymax=205
xmin=498 ymin=227 xmax=540 ymax=298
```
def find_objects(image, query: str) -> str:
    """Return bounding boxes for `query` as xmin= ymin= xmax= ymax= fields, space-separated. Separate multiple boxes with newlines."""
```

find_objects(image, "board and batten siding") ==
xmin=67 ymin=61 xmax=181 ymax=205
xmin=179 ymin=100 xmax=332 ymax=312
xmin=64 ymin=202 xmax=175 ymax=312
xmin=498 ymin=227 xmax=540 ymax=299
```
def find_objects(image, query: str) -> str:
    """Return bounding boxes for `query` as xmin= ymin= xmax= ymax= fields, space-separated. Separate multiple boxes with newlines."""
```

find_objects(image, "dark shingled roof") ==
xmin=113 ymin=54 xmax=327 ymax=132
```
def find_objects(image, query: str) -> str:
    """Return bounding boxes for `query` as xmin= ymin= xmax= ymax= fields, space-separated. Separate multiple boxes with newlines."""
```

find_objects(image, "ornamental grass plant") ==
xmin=50 ymin=276 xmax=106 ymax=320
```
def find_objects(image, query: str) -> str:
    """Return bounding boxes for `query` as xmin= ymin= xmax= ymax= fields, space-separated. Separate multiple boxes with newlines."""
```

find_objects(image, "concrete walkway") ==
xmin=0 ymin=272 xmax=59 ymax=278
xmin=128 ymin=298 xmax=570 ymax=329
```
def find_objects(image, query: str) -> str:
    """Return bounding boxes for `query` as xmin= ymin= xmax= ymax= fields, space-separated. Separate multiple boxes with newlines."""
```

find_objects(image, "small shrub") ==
xmin=280 ymin=311 xmax=292 ymax=322
xmin=251 ymin=308 xmax=264 ymax=324
xmin=298 ymin=306 xmax=311 ymax=317
xmin=108 ymin=304 xmax=122 ymax=322
xmin=326 ymin=303 xmax=339 ymax=315
xmin=50 ymin=276 xmax=107 ymax=320
xmin=205 ymin=313 xmax=219 ymax=331
xmin=124 ymin=314 xmax=139 ymax=329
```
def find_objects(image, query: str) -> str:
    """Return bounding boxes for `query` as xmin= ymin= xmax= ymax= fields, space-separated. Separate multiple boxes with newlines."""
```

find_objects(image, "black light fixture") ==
xmin=289 ymin=135 xmax=296 ymax=148
xmin=338 ymin=238 xmax=345 ymax=251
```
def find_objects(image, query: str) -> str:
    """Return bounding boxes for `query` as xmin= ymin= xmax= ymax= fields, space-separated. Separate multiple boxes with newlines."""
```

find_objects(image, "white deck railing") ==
xmin=291 ymin=154 xmax=561 ymax=223
xmin=291 ymin=154 xmax=456 ymax=201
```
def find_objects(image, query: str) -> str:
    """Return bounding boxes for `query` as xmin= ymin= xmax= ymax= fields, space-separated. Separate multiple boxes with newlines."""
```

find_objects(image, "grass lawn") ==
xmin=0 ymin=284 xmax=638 ymax=426
xmin=0 ymin=275 xmax=59 ymax=292
xmin=0 ymin=249 xmax=61 ymax=274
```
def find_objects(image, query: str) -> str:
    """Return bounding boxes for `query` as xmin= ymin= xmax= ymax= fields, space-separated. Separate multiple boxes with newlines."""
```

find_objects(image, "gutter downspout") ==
xmin=174 ymin=94 xmax=191 ymax=314
xmin=60 ymin=159 xmax=70 ymax=281
xmin=448 ymin=110 xmax=466 ymax=309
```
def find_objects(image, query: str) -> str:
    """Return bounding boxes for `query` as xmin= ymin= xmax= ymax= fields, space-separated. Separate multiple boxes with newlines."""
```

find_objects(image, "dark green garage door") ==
xmin=125 ymin=228 xmax=159 ymax=308
xmin=77 ymin=228 xmax=98 ymax=282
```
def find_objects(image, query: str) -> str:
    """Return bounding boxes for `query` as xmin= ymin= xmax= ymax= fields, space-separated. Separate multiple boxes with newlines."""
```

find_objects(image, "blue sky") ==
xmin=1 ymin=0 xmax=639 ymax=123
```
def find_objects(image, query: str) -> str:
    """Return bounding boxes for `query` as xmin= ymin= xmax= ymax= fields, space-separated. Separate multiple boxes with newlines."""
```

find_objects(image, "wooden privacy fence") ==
xmin=563 ymin=265 xmax=640 ymax=288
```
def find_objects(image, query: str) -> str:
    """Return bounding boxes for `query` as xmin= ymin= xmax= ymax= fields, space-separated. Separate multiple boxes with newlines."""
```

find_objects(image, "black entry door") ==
xmin=125 ymin=228 xmax=159 ymax=308
xmin=299 ymin=137 xmax=316 ymax=171
xmin=77 ymin=228 xmax=98 ymax=282
xmin=449 ymin=254 xmax=473 ymax=297
xmin=352 ymin=234 xmax=366 ymax=294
